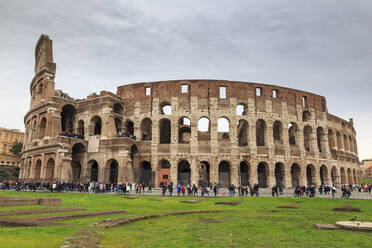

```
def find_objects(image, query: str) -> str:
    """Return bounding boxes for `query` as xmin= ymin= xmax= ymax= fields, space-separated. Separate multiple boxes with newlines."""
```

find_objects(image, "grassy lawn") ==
xmin=0 ymin=191 xmax=371 ymax=248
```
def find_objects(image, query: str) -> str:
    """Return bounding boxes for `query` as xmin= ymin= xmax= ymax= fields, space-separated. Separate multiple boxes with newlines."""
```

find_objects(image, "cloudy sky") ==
xmin=0 ymin=0 xmax=371 ymax=160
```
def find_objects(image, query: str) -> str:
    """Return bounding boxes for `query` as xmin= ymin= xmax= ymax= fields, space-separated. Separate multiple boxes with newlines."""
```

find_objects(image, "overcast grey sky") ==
xmin=0 ymin=0 xmax=371 ymax=160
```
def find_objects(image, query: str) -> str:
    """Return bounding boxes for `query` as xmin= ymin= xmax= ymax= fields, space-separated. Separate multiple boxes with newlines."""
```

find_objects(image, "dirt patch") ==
xmin=123 ymin=196 xmax=138 ymax=199
xmin=0 ymin=208 xmax=86 ymax=216
xmin=0 ymin=197 xmax=61 ymax=206
xmin=100 ymin=210 xmax=225 ymax=228
xmin=0 ymin=210 xmax=127 ymax=227
xmin=63 ymin=229 xmax=101 ymax=248
xmin=148 ymin=198 xmax=165 ymax=201
xmin=332 ymin=204 xmax=361 ymax=212
xmin=270 ymin=210 xmax=280 ymax=213
xmin=180 ymin=199 xmax=203 ymax=203
xmin=315 ymin=224 xmax=339 ymax=230
xmin=215 ymin=201 xmax=242 ymax=205
xmin=276 ymin=203 xmax=299 ymax=209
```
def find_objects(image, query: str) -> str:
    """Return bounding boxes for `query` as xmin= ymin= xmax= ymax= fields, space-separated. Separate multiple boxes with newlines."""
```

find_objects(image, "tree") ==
xmin=10 ymin=142 xmax=23 ymax=155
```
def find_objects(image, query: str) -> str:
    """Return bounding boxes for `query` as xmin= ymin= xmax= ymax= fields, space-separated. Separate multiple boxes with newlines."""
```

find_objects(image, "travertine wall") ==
xmin=20 ymin=35 xmax=362 ymax=188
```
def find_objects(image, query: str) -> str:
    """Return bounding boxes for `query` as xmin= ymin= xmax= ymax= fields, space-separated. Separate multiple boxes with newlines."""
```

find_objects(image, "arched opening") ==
xmin=198 ymin=161 xmax=210 ymax=187
xmin=303 ymin=126 xmax=312 ymax=152
xmin=336 ymin=131 xmax=343 ymax=150
xmin=317 ymin=127 xmax=325 ymax=153
xmin=347 ymin=168 xmax=352 ymax=184
xmin=71 ymin=143 xmax=84 ymax=183
xmin=273 ymin=121 xmax=282 ymax=141
xmin=291 ymin=163 xmax=301 ymax=188
xmin=288 ymin=122 xmax=299 ymax=146
xmin=302 ymin=111 xmax=311 ymax=122
xmin=160 ymin=102 xmax=172 ymax=115
xmin=77 ymin=120 xmax=85 ymax=138
xmin=139 ymin=161 xmax=152 ymax=187
xmin=45 ymin=158 xmax=55 ymax=179
xmin=331 ymin=166 xmax=338 ymax=186
xmin=158 ymin=159 xmax=170 ymax=187
xmin=197 ymin=117 xmax=210 ymax=141
xmin=113 ymin=103 xmax=123 ymax=115
xmin=256 ymin=119 xmax=266 ymax=146
xmin=159 ymin=118 xmax=171 ymax=144
xmin=320 ymin=165 xmax=328 ymax=185
xmin=115 ymin=118 xmax=123 ymax=136
xmin=257 ymin=162 xmax=268 ymax=188
xmin=218 ymin=161 xmax=231 ymax=188
xmin=38 ymin=118 xmax=47 ymax=139
xmin=236 ymin=104 xmax=247 ymax=115
xmin=328 ymin=129 xmax=335 ymax=150
xmin=61 ymin=104 xmax=76 ymax=133
xmin=340 ymin=167 xmax=346 ymax=185
xmin=274 ymin=162 xmax=284 ymax=187
xmin=343 ymin=135 xmax=349 ymax=151
xmin=218 ymin=117 xmax=230 ymax=141
xmin=108 ymin=160 xmax=119 ymax=184
xmin=306 ymin=164 xmax=316 ymax=186
xmin=178 ymin=117 xmax=191 ymax=143
xmin=237 ymin=119 xmax=248 ymax=146
xmin=178 ymin=160 xmax=191 ymax=186
xmin=33 ymin=159 xmax=42 ymax=179
xmin=124 ymin=120 xmax=134 ymax=136
xmin=140 ymin=118 xmax=152 ymax=141
xmin=90 ymin=116 xmax=102 ymax=136
xmin=90 ymin=160 xmax=99 ymax=182
xmin=240 ymin=161 xmax=250 ymax=186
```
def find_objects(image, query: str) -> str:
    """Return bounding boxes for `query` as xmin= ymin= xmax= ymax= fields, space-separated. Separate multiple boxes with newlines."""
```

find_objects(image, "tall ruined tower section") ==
xmin=29 ymin=34 xmax=56 ymax=108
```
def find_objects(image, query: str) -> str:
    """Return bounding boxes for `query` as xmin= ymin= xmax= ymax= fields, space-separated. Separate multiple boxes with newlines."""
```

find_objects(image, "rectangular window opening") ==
xmin=181 ymin=84 xmax=188 ymax=93
xmin=145 ymin=87 xmax=151 ymax=96
xmin=256 ymin=87 xmax=261 ymax=96
xmin=302 ymin=96 xmax=307 ymax=108
xmin=219 ymin=86 xmax=226 ymax=99
xmin=273 ymin=89 xmax=278 ymax=98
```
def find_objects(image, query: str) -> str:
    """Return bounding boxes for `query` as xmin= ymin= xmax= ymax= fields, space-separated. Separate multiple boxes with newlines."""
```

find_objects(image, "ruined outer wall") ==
xmin=115 ymin=80 xmax=361 ymax=187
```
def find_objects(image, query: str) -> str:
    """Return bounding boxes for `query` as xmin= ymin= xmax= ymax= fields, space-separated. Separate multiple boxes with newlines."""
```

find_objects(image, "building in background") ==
xmin=361 ymin=159 xmax=372 ymax=179
xmin=0 ymin=127 xmax=24 ymax=167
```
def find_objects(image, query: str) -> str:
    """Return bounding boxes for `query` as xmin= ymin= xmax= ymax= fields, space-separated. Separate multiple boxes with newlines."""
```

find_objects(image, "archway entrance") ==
xmin=257 ymin=162 xmax=268 ymax=188
xmin=33 ymin=160 xmax=42 ymax=179
xmin=108 ymin=160 xmax=118 ymax=184
xmin=306 ymin=164 xmax=316 ymax=186
xmin=158 ymin=159 xmax=170 ymax=187
xmin=274 ymin=163 xmax=284 ymax=187
xmin=240 ymin=161 xmax=250 ymax=186
xmin=340 ymin=167 xmax=346 ymax=185
xmin=218 ymin=161 xmax=230 ymax=188
xmin=178 ymin=160 xmax=191 ymax=186
xmin=198 ymin=161 xmax=210 ymax=187
xmin=291 ymin=163 xmax=300 ymax=188
xmin=331 ymin=166 xmax=338 ymax=186
xmin=139 ymin=161 xmax=152 ymax=186
xmin=71 ymin=143 xmax=84 ymax=183
xmin=45 ymin=158 xmax=55 ymax=179
xmin=320 ymin=165 xmax=328 ymax=185
xmin=90 ymin=160 xmax=99 ymax=182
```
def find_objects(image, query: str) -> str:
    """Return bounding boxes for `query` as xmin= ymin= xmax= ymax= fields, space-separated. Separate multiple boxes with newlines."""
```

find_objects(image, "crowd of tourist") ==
xmin=0 ymin=179 xmax=371 ymax=199
xmin=59 ymin=131 xmax=84 ymax=139
xmin=117 ymin=132 xmax=136 ymax=140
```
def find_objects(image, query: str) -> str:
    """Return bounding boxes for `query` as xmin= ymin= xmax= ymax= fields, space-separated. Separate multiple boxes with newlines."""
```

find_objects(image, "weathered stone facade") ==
xmin=19 ymin=35 xmax=362 ymax=188
xmin=0 ymin=127 xmax=24 ymax=167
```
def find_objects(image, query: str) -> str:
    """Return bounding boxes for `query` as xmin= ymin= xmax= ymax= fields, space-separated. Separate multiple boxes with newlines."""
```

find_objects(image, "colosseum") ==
xmin=19 ymin=34 xmax=362 ymax=188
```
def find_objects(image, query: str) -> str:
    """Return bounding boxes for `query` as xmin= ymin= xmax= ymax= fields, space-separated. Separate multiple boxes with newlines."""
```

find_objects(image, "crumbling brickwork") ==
xmin=19 ymin=35 xmax=362 ymax=188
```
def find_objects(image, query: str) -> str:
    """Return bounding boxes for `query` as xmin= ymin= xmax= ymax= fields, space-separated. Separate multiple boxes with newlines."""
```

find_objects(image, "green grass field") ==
xmin=362 ymin=178 xmax=372 ymax=184
xmin=0 ymin=191 xmax=371 ymax=248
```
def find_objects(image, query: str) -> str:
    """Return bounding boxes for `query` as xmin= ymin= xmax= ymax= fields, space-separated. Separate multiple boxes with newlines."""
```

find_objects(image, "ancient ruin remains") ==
xmin=19 ymin=35 xmax=362 ymax=188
